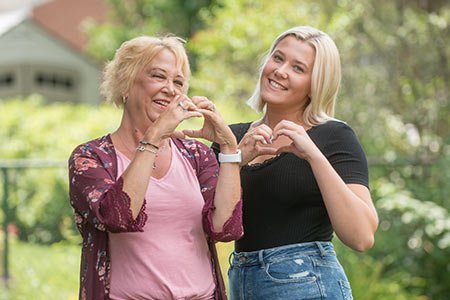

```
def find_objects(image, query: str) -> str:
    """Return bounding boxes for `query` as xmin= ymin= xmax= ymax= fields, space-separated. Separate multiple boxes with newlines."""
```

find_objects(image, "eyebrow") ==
xmin=150 ymin=67 xmax=184 ymax=79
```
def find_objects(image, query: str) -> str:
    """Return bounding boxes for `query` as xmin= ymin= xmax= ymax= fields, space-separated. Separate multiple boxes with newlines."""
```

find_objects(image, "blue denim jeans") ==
xmin=228 ymin=242 xmax=353 ymax=300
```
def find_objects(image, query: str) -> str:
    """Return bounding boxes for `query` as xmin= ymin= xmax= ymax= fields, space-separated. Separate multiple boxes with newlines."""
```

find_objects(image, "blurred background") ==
xmin=0 ymin=0 xmax=449 ymax=299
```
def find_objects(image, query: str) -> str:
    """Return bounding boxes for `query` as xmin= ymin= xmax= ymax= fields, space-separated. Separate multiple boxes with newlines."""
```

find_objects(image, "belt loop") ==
xmin=316 ymin=242 xmax=326 ymax=257
xmin=228 ymin=251 xmax=235 ymax=267
xmin=258 ymin=249 xmax=265 ymax=269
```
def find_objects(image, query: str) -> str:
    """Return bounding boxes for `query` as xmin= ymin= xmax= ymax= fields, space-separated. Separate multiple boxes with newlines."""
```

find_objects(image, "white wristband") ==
xmin=218 ymin=149 xmax=241 ymax=163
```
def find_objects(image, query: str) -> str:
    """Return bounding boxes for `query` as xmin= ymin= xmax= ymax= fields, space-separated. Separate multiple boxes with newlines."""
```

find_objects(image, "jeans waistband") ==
xmin=229 ymin=241 xmax=336 ymax=267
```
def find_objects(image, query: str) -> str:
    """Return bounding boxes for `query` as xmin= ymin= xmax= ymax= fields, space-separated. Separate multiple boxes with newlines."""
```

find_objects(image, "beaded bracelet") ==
xmin=136 ymin=144 xmax=157 ymax=154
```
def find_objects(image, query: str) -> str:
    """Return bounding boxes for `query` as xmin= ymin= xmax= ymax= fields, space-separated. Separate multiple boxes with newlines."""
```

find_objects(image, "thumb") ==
xmin=182 ymin=128 xmax=203 ymax=138
xmin=276 ymin=144 xmax=294 ymax=155
xmin=171 ymin=131 xmax=185 ymax=139
xmin=258 ymin=146 xmax=278 ymax=156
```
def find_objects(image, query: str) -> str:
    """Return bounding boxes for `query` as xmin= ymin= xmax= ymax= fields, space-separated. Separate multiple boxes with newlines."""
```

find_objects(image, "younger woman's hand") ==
xmin=238 ymin=124 xmax=277 ymax=166
xmin=273 ymin=120 xmax=319 ymax=161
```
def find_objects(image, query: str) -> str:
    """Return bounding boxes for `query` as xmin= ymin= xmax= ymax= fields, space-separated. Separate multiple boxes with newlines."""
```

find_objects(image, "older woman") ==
xmin=213 ymin=26 xmax=378 ymax=299
xmin=69 ymin=36 xmax=242 ymax=300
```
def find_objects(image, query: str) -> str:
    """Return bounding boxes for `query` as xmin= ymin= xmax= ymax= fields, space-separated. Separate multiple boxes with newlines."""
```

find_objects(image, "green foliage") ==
xmin=0 ymin=95 xmax=121 ymax=243
xmin=83 ymin=0 xmax=218 ymax=61
xmin=334 ymin=240 xmax=420 ymax=300
xmin=370 ymin=179 xmax=450 ymax=298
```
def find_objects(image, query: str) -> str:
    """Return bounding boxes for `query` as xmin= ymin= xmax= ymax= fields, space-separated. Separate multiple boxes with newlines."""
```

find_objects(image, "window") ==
xmin=34 ymin=72 xmax=74 ymax=91
xmin=0 ymin=73 xmax=15 ymax=87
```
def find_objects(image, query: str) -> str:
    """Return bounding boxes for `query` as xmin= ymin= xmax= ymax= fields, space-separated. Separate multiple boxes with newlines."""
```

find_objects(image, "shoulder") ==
xmin=310 ymin=119 xmax=364 ymax=150
xmin=313 ymin=119 xmax=358 ymax=139
xmin=71 ymin=135 xmax=114 ymax=156
xmin=68 ymin=134 xmax=115 ymax=168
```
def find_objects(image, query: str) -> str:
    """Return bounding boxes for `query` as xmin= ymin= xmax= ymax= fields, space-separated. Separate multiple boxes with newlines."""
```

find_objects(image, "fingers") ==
xmin=272 ymin=120 xmax=304 ymax=139
xmin=191 ymin=96 xmax=216 ymax=112
xmin=246 ymin=124 xmax=273 ymax=144
xmin=171 ymin=94 xmax=202 ymax=119
xmin=176 ymin=95 xmax=196 ymax=111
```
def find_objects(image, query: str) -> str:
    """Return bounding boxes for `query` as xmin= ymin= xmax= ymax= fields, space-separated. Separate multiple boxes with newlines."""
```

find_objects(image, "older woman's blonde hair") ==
xmin=247 ymin=26 xmax=341 ymax=126
xmin=101 ymin=35 xmax=190 ymax=107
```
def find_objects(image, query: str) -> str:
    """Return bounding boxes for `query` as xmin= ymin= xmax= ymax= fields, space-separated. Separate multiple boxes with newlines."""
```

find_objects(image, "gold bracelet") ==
xmin=136 ymin=145 xmax=157 ymax=154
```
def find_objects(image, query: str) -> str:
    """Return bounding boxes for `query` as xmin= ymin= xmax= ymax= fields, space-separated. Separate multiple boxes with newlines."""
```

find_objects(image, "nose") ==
xmin=162 ymin=80 xmax=176 ymax=96
xmin=274 ymin=64 xmax=288 ymax=79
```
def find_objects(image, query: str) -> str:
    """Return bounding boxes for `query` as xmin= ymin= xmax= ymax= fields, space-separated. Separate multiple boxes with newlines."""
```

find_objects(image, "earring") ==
xmin=122 ymin=95 xmax=128 ymax=104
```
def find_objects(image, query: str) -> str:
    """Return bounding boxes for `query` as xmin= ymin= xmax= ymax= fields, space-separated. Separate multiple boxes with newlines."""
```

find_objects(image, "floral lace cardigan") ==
xmin=68 ymin=134 xmax=243 ymax=300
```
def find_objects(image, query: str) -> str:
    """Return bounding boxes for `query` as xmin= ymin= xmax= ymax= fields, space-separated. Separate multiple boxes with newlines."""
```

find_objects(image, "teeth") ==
xmin=154 ymin=100 xmax=170 ymax=106
xmin=269 ymin=79 xmax=286 ymax=90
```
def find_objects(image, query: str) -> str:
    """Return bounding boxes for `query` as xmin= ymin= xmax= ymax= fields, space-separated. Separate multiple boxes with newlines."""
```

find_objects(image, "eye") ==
xmin=152 ymin=73 xmax=165 ymax=80
xmin=293 ymin=65 xmax=304 ymax=73
xmin=273 ymin=54 xmax=283 ymax=62
xmin=174 ymin=80 xmax=184 ymax=87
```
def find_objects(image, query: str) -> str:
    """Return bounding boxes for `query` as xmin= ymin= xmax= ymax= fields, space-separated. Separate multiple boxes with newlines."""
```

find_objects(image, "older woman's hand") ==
xmin=144 ymin=94 xmax=201 ymax=143
xmin=182 ymin=96 xmax=238 ymax=149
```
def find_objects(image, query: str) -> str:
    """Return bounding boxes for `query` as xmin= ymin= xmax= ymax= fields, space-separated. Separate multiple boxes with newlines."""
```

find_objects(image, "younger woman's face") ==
xmin=260 ymin=35 xmax=315 ymax=112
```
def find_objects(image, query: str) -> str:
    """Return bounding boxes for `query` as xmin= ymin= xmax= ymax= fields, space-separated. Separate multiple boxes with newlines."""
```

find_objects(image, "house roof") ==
xmin=32 ymin=0 xmax=109 ymax=51
xmin=0 ymin=0 xmax=108 ymax=52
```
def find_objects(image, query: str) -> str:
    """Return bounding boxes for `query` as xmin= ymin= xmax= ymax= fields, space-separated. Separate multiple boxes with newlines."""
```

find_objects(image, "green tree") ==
xmin=83 ymin=0 xmax=218 ymax=61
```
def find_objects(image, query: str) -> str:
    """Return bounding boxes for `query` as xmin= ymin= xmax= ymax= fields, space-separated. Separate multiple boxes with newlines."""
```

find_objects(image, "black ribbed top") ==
xmin=212 ymin=120 xmax=369 ymax=252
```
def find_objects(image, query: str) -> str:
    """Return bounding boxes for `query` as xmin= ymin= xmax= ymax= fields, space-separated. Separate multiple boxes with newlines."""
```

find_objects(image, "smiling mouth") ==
xmin=154 ymin=99 xmax=170 ymax=108
xmin=268 ymin=79 xmax=287 ymax=90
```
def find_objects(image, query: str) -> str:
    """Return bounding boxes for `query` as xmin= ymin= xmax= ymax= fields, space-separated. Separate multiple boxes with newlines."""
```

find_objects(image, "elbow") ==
xmin=352 ymin=235 xmax=375 ymax=252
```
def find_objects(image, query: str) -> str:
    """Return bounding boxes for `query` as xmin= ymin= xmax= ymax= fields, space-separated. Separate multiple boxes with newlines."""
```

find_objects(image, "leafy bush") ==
xmin=369 ymin=179 xmax=450 ymax=299
xmin=0 ymin=96 xmax=121 ymax=243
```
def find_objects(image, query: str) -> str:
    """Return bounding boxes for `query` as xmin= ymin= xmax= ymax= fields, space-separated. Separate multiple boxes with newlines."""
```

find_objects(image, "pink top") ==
xmin=109 ymin=140 xmax=215 ymax=300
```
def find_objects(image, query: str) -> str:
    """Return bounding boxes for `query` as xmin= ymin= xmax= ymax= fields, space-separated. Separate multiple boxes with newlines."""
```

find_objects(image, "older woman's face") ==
xmin=127 ymin=48 xmax=185 ymax=125
xmin=260 ymin=36 xmax=315 ymax=112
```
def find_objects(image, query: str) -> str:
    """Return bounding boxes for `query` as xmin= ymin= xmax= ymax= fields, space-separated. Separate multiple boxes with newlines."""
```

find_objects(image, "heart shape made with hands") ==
xmin=247 ymin=120 xmax=313 ymax=160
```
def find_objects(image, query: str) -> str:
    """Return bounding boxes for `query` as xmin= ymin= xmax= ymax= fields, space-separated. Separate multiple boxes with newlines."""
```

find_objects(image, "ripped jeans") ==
xmin=228 ymin=242 xmax=353 ymax=300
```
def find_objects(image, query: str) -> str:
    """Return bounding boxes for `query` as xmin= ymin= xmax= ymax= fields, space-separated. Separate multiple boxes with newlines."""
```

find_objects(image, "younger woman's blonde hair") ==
xmin=247 ymin=26 xmax=341 ymax=126
xmin=101 ymin=35 xmax=190 ymax=107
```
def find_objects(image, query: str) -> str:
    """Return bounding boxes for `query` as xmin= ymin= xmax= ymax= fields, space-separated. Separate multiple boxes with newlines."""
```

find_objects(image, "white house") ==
xmin=0 ymin=0 xmax=108 ymax=104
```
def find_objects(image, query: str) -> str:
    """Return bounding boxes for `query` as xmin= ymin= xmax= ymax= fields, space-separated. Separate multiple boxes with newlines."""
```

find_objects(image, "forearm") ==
xmin=211 ymin=145 xmax=241 ymax=232
xmin=121 ymin=150 xmax=157 ymax=219
xmin=308 ymin=152 xmax=378 ymax=251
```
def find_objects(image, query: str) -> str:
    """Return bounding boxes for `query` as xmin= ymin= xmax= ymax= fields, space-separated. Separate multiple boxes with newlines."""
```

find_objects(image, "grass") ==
xmin=0 ymin=240 xmax=80 ymax=300
xmin=0 ymin=239 xmax=234 ymax=300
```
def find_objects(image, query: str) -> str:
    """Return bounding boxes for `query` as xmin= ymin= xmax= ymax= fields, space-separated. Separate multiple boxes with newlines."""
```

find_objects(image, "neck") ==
xmin=263 ymin=108 xmax=305 ymax=129
xmin=115 ymin=115 xmax=170 ymax=153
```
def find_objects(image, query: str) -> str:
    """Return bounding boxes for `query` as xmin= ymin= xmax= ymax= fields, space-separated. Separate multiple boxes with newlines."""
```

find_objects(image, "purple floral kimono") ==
xmin=68 ymin=134 xmax=243 ymax=300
